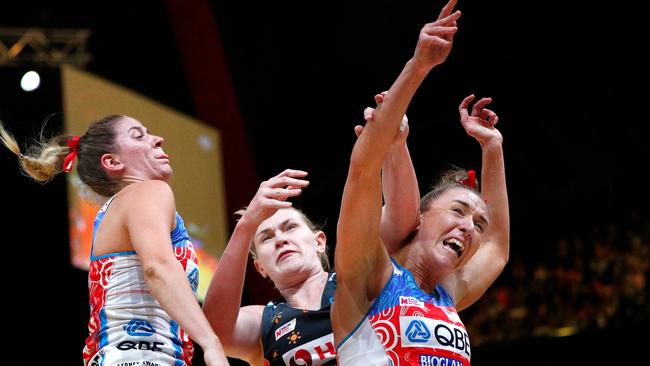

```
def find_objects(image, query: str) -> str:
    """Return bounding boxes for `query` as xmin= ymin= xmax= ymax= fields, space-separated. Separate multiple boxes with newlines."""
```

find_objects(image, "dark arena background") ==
xmin=1 ymin=1 xmax=648 ymax=365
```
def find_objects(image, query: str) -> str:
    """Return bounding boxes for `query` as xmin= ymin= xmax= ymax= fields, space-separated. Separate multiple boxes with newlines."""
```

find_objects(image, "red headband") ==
xmin=62 ymin=136 xmax=80 ymax=173
xmin=459 ymin=169 xmax=477 ymax=189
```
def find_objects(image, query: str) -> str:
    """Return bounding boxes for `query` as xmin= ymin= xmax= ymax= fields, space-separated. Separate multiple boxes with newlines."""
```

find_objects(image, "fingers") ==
xmin=481 ymin=108 xmax=499 ymax=126
xmin=471 ymin=97 xmax=493 ymax=116
xmin=374 ymin=92 xmax=388 ymax=105
xmin=275 ymin=168 xmax=308 ymax=179
xmin=480 ymin=108 xmax=499 ymax=126
xmin=267 ymin=187 xmax=304 ymax=201
xmin=421 ymin=24 xmax=459 ymax=38
xmin=458 ymin=94 xmax=475 ymax=119
xmin=258 ymin=171 xmax=309 ymax=206
xmin=473 ymin=98 xmax=498 ymax=126
xmin=268 ymin=174 xmax=309 ymax=189
xmin=364 ymin=107 xmax=375 ymax=122
xmin=460 ymin=95 xmax=499 ymax=127
xmin=420 ymin=35 xmax=453 ymax=49
xmin=354 ymin=125 xmax=364 ymax=137
xmin=262 ymin=169 xmax=309 ymax=193
xmin=258 ymin=196 xmax=294 ymax=210
xmin=362 ymin=102 xmax=407 ymax=131
xmin=420 ymin=24 xmax=458 ymax=46
xmin=433 ymin=9 xmax=461 ymax=27
xmin=437 ymin=0 xmax=459 ymax=20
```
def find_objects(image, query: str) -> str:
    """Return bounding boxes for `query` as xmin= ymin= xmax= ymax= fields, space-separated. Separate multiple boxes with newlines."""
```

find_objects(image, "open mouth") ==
xmin=442 ymin=238 xmax=464 ymax=258
xmin=277 ymin=250 xmax=296 ymax=263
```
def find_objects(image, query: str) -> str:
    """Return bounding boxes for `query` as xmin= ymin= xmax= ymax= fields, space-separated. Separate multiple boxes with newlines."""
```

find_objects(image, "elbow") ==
xmin=142 ymin=262 xmax=163 ymax=282
xmin=142 ymin=257 xmax=177 ymax=284
xmin=497 ymin=244 xmax=510 ymax=273
xmin=503 ymin=236 xmax=510 ymax=266
xmin=498 ymin=255 xmax=509 ymax=275
xmin=201 ymin=299 xmax=237 ymax=349
xmin=206 ymin=321 xmax=238 ymax=353
xmin=492 ymin=234 xmax=510 ymax=271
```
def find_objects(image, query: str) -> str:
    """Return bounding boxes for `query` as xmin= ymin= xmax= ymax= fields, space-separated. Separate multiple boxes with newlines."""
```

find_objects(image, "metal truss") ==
xmin=0 ymin=27 xmax=91 ymax=67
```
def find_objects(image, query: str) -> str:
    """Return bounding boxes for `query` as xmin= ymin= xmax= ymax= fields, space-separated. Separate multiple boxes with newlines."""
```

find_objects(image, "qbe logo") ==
xmin=405 ymin=319 xmax=431 ymax=342
xmin=124 ymin=319 xmax=155 ymax=336
xmin=400 ymin=317 xmax=470 ymax=359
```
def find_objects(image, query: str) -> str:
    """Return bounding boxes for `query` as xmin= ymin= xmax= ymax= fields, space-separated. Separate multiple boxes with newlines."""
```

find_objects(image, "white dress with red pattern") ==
xmin=82 ymin=196 xmax=199 ymax=366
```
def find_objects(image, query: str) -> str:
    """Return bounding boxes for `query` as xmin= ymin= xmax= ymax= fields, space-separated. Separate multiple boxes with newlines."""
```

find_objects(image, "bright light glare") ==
xmin=20 ymin=71 xmax=41 ymax=92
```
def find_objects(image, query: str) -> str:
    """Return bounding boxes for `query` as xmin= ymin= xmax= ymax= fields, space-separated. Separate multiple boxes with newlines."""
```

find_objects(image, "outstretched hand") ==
xmin=459 ymin=94 xmax=503 ymax=146
xmin=412 ymin=0 xmax=461 ymax=70
xmin=355 ymin=91 xmax=409 ymax=150
xmin=241 ymin=169 xmax=309 ymax=227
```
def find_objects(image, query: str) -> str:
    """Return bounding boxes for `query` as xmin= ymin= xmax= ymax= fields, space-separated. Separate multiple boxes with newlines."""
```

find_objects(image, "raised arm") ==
xmin=333 ymin=0 xmax=461 ymax=341
xmin=357 ymin=92 xmax=420 ymax=253
xmin=124 ymin=180 xmax=228 ymax=366
xmin=451 ymin=94 xmax=509 ymax=311
xmin=202 ymin=169 xmax=309 ymax=364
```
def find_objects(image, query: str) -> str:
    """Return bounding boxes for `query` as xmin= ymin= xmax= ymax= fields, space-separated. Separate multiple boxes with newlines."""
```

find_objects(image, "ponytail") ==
xmin=0 ymin=122 xmax=74 ymax=183
xmin=2 ymin=114 xmax=124 ymax=197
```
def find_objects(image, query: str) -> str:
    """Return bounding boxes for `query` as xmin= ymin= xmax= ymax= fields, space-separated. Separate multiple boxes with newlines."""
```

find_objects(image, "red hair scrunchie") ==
xmin=62 ymin=136 xmax=80 ymax=173
xmin=459 ymin=169 xmax=477 ymax=190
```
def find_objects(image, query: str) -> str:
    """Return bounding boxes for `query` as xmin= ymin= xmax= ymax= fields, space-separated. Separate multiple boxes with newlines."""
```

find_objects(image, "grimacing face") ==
xmin=252 ymin=208 xmax=326 ymax=284
xmin=418 ymin=187 xmax=489 ymax=274
xmin=111 ymin=117 xmax=172 ymax=182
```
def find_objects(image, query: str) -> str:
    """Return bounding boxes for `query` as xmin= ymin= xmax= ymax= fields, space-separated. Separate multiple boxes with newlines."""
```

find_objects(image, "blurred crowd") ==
xmin=463 ymin=210 xmax=649 ymax=346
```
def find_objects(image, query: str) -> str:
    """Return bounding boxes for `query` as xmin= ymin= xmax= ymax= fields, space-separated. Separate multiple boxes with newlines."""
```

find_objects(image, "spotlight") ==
xmin=20 ymin=71 xmax=41 ymax=92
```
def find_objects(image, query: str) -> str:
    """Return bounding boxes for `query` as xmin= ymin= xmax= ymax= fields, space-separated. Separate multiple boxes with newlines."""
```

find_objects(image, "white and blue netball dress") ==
xmin=82 ymin=196 xmax=200 ymax=366
xmin=337 ymin=258 xmax=471 ymax=366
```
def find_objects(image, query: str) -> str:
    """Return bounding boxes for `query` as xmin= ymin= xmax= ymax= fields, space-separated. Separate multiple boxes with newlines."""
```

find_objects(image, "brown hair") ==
xmin=420 ymin=167 xmax=480 ymax=213
xmin=235 ymin=206 xmax=331 ymax=272
xmin=0 ymin=115 xmax=126 ymax=197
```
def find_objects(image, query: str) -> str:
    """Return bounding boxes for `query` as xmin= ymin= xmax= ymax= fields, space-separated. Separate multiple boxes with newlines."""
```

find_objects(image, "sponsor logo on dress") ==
xmin=400 ymin=296 xmax=426 ymax=309
xmin=124 ymin=319 xmax=155 ymax=336
xmin=282 ymin=333 xmax=336 ymax=366
xmin=405 ymin=319 xmax=432 ymax=342
xmin=187 ymin=267 xmax=199 ymax=292
xmin=114 ymin=361 xmax=163 ymax=366
xmin=419 ymin=354 xmax=463 ymax=366
xmin=275 ymin=318 xmax=297 ymax=340
xmin=116 ymin=340 xmax=165 ymax=352
xmin=400 ymin=317 xmax=471 ymax=359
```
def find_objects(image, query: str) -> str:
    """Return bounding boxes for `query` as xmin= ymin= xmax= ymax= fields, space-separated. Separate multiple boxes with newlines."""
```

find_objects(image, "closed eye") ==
xmin=128 ymin=126 xmax=146 ymax=140
xmin=255 ymin=231 xmax=273 ymax=244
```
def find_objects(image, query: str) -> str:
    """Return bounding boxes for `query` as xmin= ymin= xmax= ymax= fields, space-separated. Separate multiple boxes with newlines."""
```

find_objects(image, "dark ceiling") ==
xmin=2 ymin=0 xmax=650 ymax=250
